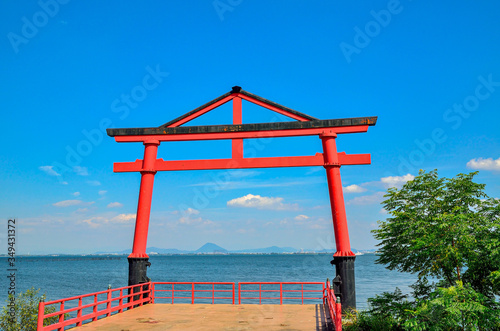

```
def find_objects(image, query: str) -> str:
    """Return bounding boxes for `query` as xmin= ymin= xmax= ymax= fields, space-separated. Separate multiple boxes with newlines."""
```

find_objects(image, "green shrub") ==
xmin=0 ymin=287 xmax=60 ymax=331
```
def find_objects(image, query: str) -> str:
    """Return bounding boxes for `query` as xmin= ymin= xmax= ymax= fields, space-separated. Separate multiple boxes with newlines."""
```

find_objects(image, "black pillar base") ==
xmin=331 ymin=255 xmax=356 ymax=312
xmin=128 ymin=257 xmax=151 ymax=303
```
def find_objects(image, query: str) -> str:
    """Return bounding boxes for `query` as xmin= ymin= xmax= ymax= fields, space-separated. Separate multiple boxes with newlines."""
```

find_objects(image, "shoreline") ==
xmin=0 ymin=252 xmax=375 ymax=258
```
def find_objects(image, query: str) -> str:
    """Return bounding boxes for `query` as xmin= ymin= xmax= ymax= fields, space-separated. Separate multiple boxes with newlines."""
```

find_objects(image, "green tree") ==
xmin=346 ymin=170 xmax=500 ymax=330
xmin=373 ymin=170 xmax=500 ymax=298
xmin=0 ymin=287 xmax=59 ymax=331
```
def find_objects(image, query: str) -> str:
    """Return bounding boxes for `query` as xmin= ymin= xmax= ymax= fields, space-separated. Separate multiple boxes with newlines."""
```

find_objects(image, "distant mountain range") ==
xmin=95 ymin=242 xmax=376 ymax=255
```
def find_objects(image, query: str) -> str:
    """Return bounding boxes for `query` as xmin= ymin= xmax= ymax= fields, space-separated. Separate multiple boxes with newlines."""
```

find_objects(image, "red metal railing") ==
xmin=151 ymin=282 xmax=235 ymax=304
xmin=238 ymin=282 xmax=325 ymax=305
xmin=37 ymin=283 xmax=150 ymax=331
xmin=324 ymin=279 xmax=342 ymax=331
xmin=37 ymin=281 xmax=340 ymax=330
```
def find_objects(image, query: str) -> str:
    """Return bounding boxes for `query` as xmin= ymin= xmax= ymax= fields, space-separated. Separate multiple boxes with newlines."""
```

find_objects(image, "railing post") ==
xmin=92 ymin=294 xmax=98 ymax=320
xmin=191 ymin=283 xmax=195 ymax=304
xmin=212 ymin=284 xmax=215 ymax=304
xmin=37 ymin=299 xmax=45 ymax=331
xmin=259 ymin=284 xmax=262 ymax=305
xmin=280 ymin=283 xmax=283 ymax=305
xmin=238 ymin=283 xmax=241 ymax=305
xmin=106 ymin=285 xmax=112 ymax=316
xmin=172 ymin=284 xmax=174 ymax=304
xmin=324 ymin=279 xmax=329 ymax=304
xmin=142 ymin=281 xmax=151 ymax=305
xmin=76 ymin=297 xmax=82 ymax=326
xmin=139 ymin=284 xmax=144 ymax=306
xmin=232 ymin=283 xmax=235 ymax=305
xmin=57 ymin=302 xmax=64 ymax=331
xmin=119 ymin=289 xmax=124 ymax=313
xmin=335 ymin=297 xmax=342 ymax=331
xmin=151 ymin=282 xmax=155 ymax=304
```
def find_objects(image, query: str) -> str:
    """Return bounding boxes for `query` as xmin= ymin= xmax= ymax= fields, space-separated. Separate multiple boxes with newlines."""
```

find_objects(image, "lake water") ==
xmin=0 ymin=253 xmax=417 ymax=310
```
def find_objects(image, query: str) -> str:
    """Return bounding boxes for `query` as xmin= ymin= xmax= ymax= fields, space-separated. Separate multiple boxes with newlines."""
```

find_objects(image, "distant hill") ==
xmin=195 ymin=243 xmax=228 ymax=254
xmin=94 ymin=243 xmax=376 ymax=255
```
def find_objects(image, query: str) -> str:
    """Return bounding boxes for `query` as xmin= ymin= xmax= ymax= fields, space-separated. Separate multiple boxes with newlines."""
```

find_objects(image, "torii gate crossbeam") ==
xmin=106 ymin=86 xmax=377 ymax=310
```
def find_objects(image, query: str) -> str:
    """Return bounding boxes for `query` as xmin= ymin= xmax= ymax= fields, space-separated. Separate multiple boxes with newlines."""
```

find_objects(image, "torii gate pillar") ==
xmin=128 ymin=140 xmax=159 ymax=288
xmin=321 ymin=132 xmax=356 ymax=310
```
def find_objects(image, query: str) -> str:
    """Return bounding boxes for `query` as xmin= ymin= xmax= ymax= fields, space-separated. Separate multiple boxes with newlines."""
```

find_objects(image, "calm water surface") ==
xmin=0 ymin=254 xmax=417 ymax=310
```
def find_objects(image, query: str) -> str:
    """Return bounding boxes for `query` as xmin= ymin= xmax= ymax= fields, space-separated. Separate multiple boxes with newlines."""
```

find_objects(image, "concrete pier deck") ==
xmin=72 ymin=304 xmax=332 ymax=330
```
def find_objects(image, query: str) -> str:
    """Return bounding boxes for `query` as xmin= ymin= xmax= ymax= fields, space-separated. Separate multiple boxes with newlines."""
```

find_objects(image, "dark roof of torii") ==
xmin=106 ymin=86 xmax=377 ymax=137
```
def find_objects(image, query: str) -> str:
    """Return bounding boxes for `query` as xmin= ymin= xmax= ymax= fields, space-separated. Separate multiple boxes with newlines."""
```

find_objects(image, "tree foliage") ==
xmin=346 ymin=170 xmax=500 ymax=330
xmin=404 ymin=281 xmax=500 ymax=330
xmin=0 ymin=287 xmax=59 ymax=331
xmin=373 ymin=170 xmax=500 ymax=298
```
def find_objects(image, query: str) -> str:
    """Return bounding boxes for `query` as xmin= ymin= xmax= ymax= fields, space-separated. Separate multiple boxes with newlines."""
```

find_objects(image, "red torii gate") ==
xmin=106 ymin=86 xmax=377 ymax=310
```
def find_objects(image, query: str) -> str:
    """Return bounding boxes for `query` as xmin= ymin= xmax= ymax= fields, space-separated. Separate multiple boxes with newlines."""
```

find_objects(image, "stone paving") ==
xmin=72 ymin=304 xmax=332 ymax=330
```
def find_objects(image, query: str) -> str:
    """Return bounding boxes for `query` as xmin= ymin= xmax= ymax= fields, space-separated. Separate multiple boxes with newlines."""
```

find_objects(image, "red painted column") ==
xmin=130 ymin=140 xmax=160 ymax=258
xmin=321 ymin=132 xmax=356 ymax=311
xmin=321 ymin=132 xmax=354 ymax=256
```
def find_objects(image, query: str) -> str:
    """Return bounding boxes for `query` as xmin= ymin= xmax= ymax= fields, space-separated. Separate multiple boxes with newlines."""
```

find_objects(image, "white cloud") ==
xmin=53 ymin=200 xmax=94 ymax=207
xmin=72 ymin=192 xmax=80 ymax=197
xmin=98 ymin=190 xmax=107 ymax=195
xmin=107 ymin=202 xmax=123 ymax=208
xmin=347 ymin=192 xmax=385 ymax=205
xmin=380 ymin=174 xmax=415 ymax=188
xmin=73 ymin=166 xmax=88 ymax=176
xmin=81 ymin=213 xmax=136 ymax=228
xmin=39 ymin=165 xmax=61 ymax=177
xmin=178 ymin=216 xmax=200 ymax=225
xmin=227 ymin=194 xmax=299 ymax=211
xmin=86 ymin=180 xmax=101 ymax=186
xmin=175 ymin=208 xmax=216 ymax=227
xmin=112 ymin=214 xmax=136 ymax=223
xmin=53 ymin=200 xmax=83 ymax=207
xmin=61 ymin=181 xmax=68 ymax=185
xmin=81 ymin=217 xmax=106 ymax=228
xmin=294 ymin=214 xmax=309 ymax=221
xmin=185 ymin=208 xmax=199 ymax=215
xmin=467 ymin=157 xmax=500 ymax=171
xmin=178 ymin=216 xmax=215 ymax=227
xmin=343 ymin=184 xmax=367 ymax=193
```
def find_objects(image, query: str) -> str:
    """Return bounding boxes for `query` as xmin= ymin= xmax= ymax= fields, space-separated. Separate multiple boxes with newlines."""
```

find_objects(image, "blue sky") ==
xmin=1 ymin=1 xmax=499 ymax=254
